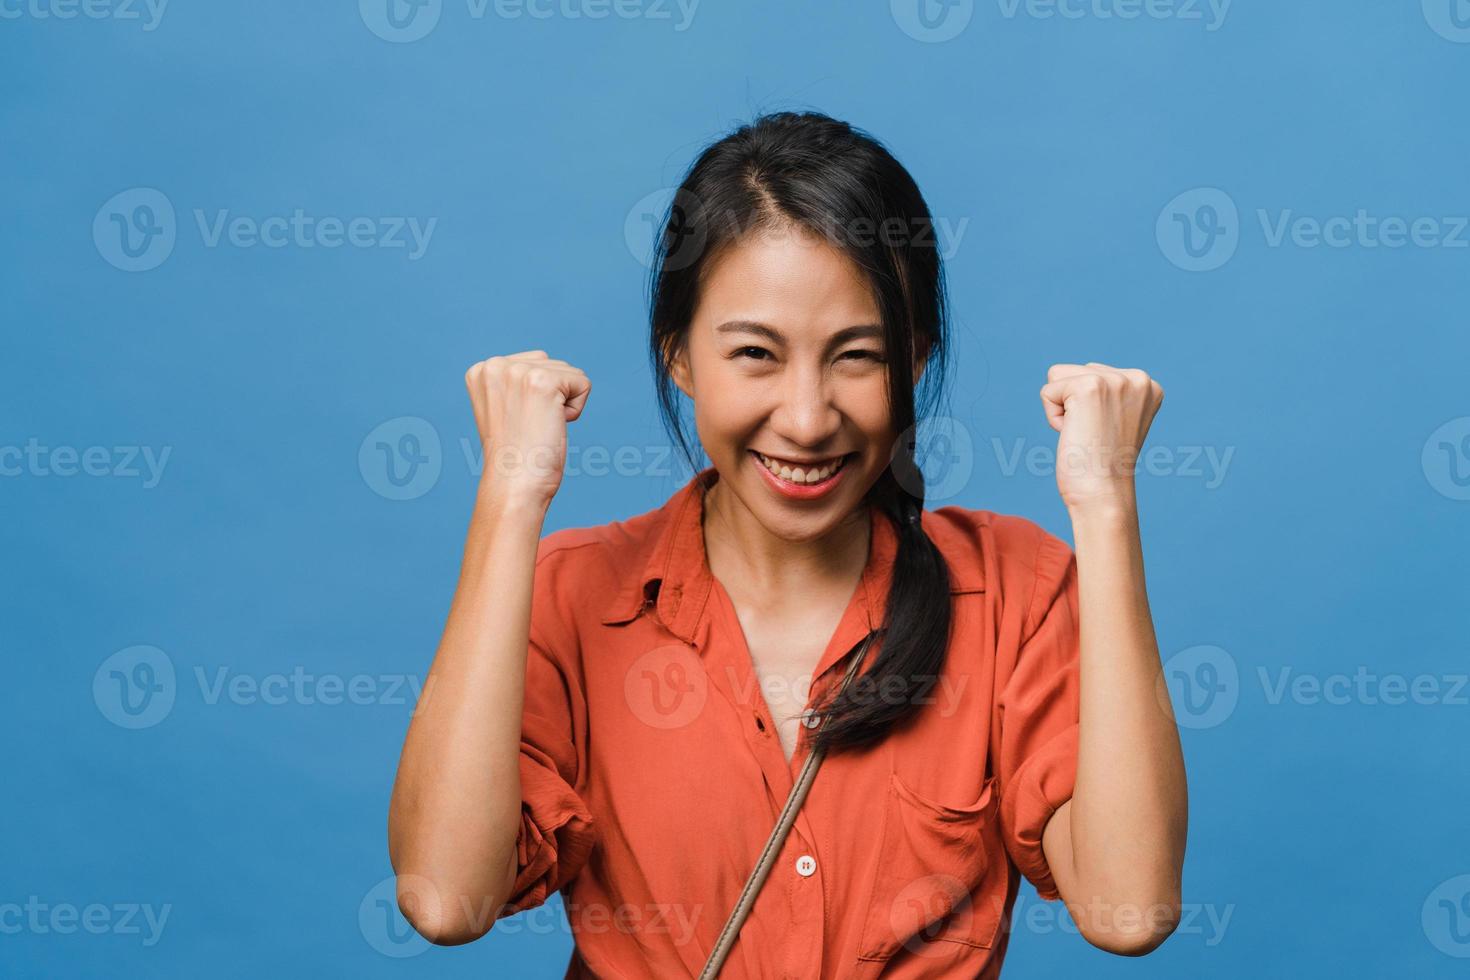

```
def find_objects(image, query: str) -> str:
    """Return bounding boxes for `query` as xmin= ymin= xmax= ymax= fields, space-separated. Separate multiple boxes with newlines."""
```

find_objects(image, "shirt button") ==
xmin=802 ymin=711 xmax=821 ymax=729
xmin=795 ymin=854 xmax=817 ymax=877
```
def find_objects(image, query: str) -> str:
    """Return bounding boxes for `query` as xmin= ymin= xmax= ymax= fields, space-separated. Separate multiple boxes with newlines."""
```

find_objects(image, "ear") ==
xmin=667 ymin=339 xmax=693 ymax=398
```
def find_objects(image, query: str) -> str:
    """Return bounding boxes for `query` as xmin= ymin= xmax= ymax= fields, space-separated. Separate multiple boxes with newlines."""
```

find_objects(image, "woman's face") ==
xmin=670 ymin=226 xmax=912 ymax=539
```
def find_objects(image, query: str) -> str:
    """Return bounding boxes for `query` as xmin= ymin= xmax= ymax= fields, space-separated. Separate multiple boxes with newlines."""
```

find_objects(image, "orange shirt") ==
xmin=501 ymin=464 xmax=1081 ymax=979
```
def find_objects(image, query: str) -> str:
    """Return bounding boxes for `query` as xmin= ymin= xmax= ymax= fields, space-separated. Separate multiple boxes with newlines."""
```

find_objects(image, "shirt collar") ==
xmin=598 ymin=463 xmax=981 ymax=640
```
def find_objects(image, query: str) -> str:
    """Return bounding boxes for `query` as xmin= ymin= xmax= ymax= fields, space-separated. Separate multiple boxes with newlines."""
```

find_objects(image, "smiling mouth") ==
xmin=750 ymin=450 xmax=852 ymax=485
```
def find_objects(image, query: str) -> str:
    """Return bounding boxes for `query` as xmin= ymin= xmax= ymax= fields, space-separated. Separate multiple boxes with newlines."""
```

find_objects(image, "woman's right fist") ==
xmin=464 ymin=350 xmax=591 ymax=506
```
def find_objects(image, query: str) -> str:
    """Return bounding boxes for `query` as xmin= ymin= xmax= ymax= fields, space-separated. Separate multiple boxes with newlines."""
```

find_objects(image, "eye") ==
xmin=841 ymin=349 xmax=886 ymax=362
xmin=734 ymin=346 xmax=772 ymax=361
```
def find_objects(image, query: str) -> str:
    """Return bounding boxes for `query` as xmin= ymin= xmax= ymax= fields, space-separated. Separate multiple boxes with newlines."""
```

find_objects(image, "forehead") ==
xmin=693 ymin=229 xmax=880 ymax=335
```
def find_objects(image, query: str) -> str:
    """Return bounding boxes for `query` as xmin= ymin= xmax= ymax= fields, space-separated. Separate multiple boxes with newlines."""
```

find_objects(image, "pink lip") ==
xmin=750 ymin=450 xmax=851 ymax=500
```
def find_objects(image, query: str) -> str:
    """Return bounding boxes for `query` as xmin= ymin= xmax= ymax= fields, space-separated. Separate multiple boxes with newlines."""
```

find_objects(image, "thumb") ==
xmin=1039 ymin=381 xmax=1067 ymax=433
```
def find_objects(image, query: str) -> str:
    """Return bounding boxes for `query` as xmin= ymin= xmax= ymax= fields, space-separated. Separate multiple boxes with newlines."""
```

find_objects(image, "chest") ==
xmin=729 ymin=597 xmax=848 ymax=764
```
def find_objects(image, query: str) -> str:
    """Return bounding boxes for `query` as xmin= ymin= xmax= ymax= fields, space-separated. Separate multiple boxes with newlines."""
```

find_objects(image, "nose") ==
xmin=769 ymin=363 xmax=843 ymax=450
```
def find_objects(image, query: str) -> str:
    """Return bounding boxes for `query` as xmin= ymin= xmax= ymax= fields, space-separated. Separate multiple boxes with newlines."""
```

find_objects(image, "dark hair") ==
xmin=646 ymin=109 xmax=956 ymax=753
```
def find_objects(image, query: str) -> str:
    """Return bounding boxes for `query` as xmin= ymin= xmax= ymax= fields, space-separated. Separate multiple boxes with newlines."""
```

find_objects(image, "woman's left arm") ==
xmin=1036 ymin=361 xmax=1188 ymax=956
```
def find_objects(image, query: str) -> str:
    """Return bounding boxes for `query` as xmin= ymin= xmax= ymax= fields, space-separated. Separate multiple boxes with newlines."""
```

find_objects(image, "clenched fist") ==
xmin=465 ymin=350 xmax=591 ymax=507
xmin=1039 ymin=362 xmax=1164 ymax=513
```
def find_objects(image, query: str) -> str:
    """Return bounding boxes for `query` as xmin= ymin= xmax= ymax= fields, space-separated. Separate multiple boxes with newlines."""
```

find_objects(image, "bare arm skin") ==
xmin=1037 ymin=362 xmax=1189 ymax=956
xmin=386 ymin=351 xmax=591 ymax=946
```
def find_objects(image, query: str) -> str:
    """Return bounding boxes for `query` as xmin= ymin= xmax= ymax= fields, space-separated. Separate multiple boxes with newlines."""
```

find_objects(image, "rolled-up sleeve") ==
xmin=995 ymin=530 xmax=1081 ymax=902
xmin=498 ymin=611 xmax=597 ymax=918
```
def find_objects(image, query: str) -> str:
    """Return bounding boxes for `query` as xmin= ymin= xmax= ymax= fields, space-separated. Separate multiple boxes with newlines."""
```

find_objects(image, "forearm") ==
xmin=387 ymin=487 xmax=549 ymax=943
xmin=1065 ymin=497 xmax=1187 ymax=924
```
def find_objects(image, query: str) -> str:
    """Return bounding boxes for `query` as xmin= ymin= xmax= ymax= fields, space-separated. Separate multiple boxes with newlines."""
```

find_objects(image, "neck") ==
xmin=700 ymin=470 xmax=872 ymax=607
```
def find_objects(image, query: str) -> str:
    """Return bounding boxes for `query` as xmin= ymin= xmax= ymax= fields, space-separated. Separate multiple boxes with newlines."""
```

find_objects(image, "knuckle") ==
xmin=526 ymin=370 xmax=558 ymax=394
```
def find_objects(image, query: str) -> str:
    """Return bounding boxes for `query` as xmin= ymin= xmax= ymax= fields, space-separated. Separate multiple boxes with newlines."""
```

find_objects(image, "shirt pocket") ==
xmin=855 ymin=771 xmax=1006 ymax=964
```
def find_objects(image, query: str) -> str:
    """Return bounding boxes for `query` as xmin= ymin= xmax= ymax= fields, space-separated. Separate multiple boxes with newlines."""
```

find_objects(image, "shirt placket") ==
xmin=694 ymin=584 xmax=826 ymax=978
xmin=700 ymin=580 xmax=884 ymax=980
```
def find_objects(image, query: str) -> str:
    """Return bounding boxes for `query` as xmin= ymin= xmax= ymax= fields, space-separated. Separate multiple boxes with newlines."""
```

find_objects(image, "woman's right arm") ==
xmin=386 ymin=350 xmax=592 ymax=946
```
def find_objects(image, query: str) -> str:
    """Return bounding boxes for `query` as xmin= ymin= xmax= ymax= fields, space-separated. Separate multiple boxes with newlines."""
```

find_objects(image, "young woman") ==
xmin=387 ymin=111 xmax=1187 ymax=978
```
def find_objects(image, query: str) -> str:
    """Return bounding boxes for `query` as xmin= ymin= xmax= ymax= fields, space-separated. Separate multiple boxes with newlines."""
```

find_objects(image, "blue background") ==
xmin=4 ymin=0 xmax=1469 ymax=976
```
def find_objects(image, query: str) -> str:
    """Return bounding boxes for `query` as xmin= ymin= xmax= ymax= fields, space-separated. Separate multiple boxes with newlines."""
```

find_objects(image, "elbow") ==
xmin=394 ymin=873 xmax=497 ymax=948
xmin=1078 ymin=897 xmax=1180 ymax=957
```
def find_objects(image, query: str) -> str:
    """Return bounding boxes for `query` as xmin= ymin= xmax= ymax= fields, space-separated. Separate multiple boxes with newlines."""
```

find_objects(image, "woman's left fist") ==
xmin=1039 ymin=362 xmax=1164 ymax=512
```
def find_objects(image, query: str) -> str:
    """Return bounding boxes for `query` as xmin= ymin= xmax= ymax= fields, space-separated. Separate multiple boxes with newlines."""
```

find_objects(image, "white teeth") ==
xmin=755 ymin=451 xmax=847 ymax=485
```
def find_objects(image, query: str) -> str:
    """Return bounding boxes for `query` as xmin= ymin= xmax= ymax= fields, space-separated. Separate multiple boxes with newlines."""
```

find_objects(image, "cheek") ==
xmin=692 ymin=377 xmax=762 ymax=443
xmin=841 ymin=379 xmax=895 ymax=440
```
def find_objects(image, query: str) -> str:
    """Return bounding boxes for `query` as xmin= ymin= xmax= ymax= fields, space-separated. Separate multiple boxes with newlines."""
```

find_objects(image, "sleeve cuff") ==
xmin=501 ymin=747 xmax=596 ymax=917
xmin=998 ymin=721 xmax=1078 ymax=901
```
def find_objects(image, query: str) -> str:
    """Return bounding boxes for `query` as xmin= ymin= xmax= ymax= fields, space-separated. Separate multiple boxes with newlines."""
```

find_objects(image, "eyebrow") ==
xmin=714 ymin=320 xmax=885 ymax=349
